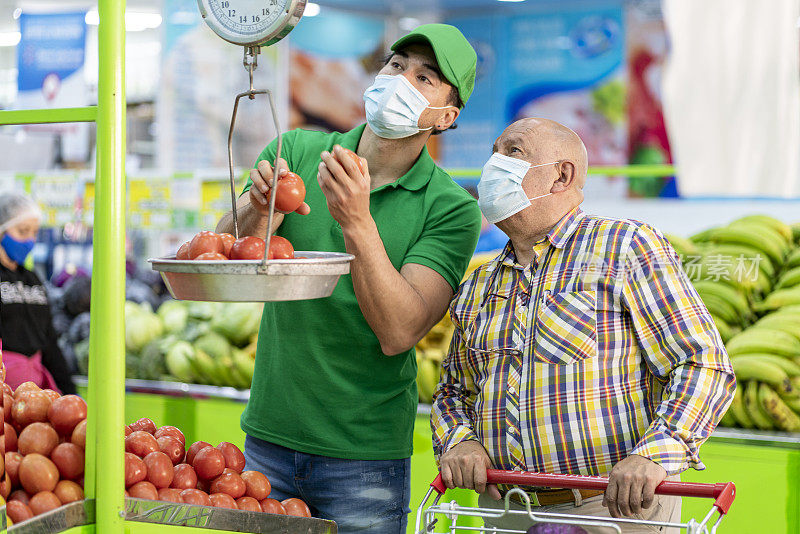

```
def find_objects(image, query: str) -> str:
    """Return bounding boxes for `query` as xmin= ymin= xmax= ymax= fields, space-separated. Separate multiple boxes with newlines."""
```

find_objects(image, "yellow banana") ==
xmin=753 ymin=288 xmax=800 ymax=313
xmin=744 ymin=381 xmax=775 ymax=430
xmin=730 ymin=354 xmax=800 ymax=377
xmin=701 ymin=244 xmax=775 ymax=277
xmin=728 ymin=386 xmax=755 ymax=428
xmin=734 ymin=215 xmax=794 ymax=245
xmin=786 ymin=248 xmax=800 ymax=269
xmin=718 ymin=410 xmax=738 ymax=428
xmin=792 ymin=223 xmax=800 ymax=244
xmin=776 ymin=266 xmax=800 ymax=291
xmin=729 ymin=356 xmax=791 ymax=390
xmin=665 ymin=233 xmax=699 ymax=258
xmin=729 ymin=219 xmax=792 ymax=253
xmin=710 ymin=315 xmax=733 ymax=343
xmin=692 ymin=281 xmax=752 ymax=322
xmin=781 ymin=395 xmax=800 ymax=413
xmin=753 ymin=313 xmax=800 ymax=342
xmin=726 ymin=327 xmax=800 ymax=358
xmin=709 ymin=226 xmax=786 ymax=266
xmin=758 ymin=383 xmax=800 ymax=431
xmin=698 ymin=293 xmax=740 ymax=326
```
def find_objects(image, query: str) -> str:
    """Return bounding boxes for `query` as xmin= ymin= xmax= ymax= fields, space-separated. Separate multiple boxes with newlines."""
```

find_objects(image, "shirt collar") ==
xmin=546 ymin=207 xmax=586 ymax=249
xmin=345 ymin=124 xmax=435 ymax=192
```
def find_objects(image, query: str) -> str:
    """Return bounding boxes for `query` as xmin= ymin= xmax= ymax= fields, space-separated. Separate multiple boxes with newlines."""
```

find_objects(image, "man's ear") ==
xmin=436 ymin=107 xmax=460 ymax=132
xmin=551 ymin=161 xmax=576 ymax=193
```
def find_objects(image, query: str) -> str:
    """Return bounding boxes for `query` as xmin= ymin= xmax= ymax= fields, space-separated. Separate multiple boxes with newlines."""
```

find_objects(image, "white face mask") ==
xmin=477 ymin=152 xmax=558 ymax=224
xmin=363 ymin=74 xmax=451 ymax=139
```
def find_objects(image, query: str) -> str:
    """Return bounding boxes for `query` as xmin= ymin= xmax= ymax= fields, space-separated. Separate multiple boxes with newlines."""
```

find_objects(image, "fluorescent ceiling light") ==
xmin=0 ymin=32 xmax=21 ymax=47
xmin=85 ymin=10 xmax=162 ymax=31
xmin=305 ymin=3 xmax=320 ymax=17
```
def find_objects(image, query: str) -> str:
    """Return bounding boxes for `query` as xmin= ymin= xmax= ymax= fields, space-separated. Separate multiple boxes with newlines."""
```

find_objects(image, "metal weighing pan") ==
xmin=150 ymin=47 xmax=353 ymax=303
xmin=150 ymin=252 xmax=353 ymax=302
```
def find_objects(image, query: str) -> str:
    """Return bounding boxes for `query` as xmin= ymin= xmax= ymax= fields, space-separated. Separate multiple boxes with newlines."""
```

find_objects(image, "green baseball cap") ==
xmin=391 ymin=23 xmax=477 ymax=108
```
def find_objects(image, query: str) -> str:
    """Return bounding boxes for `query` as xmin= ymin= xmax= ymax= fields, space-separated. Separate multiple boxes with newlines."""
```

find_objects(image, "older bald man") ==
xmin=431 ymin=118 xmax=735 ymax=532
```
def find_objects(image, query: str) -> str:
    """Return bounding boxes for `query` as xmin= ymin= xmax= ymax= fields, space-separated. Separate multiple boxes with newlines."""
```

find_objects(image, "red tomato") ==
xmin=129 ymin=481 xmax=159 ymax=500
xmin=18 ymin=422 xmax=58 ymax=456
xmin=0 ymin=473 xmax=10 ymax=499
xmin=270 ymin=171 xmax=306 ymax=213
xmin=157 ymin=436 xmax=185 ymax=466
xmin=186 ymin=441 xmax=212 ymax=465
xmin=170 ymin=463 xmax=198 ymax=490
xmin=13 ymin=382 xmax=41 ymax=398
xmin=260 ymin=498 xmax=286 ymax=515
xmin=54 ymin=480 xmax=84 ymax=504
xmin=154 ymin=426 xmax=186 ymax=447
xmin=216 ymin=442 xmax=245 ymax=473
xmin=193 ymin=447 xmax=225 ymax=480
xmin=50 ymin=442 xmax=85 ymax=480
xmin=236 ymin=496 xmax=261 ymax=512
xmin=129 ymin=417 xmax=157 ymax=435
xmin=209 ymin=492 xmax=238 ymax=509
xmin=157 ymin=488 xmax=184 ymax=503
xmin=12 ymin=390 xmax=52 ymax=427
xmin=143 ymin=451 xmax=175 ymax=489
xmin=282 ymin=497 xmax=312 ymax=517
xmin=176 ymin=241 xmax=191 ymax=260
xmin=19 ymin=454 xmax=59 ymax=494
xmin=125 ymin=431 xmax=159 ymax=457
xmin=4 ymin=393 xmax=13 ymax=424
xmin=337 ymin=147 xmax=365 ymax=173
xmin=180 ymin=488 xmax=211 ymax=506
xmin=210 ymin=471 xmax=246 ymax=499
xmin=218 ymin=233 xmax=236 ymax=257
xmin=125 ymin=452 xmax=148 ymax=488
xmin=195 ymin=252 xmax=228 ymax=261
xmin=71 ymin=419 xmax=87 ymax=449
xmin=240 ymin=470 xmax=271 ymax=500
xmin=9 ymin=489 xmax=30 ymax=504
xmin=29 ymin=491 xmax=62 ymax=516
xmin=6 ymin=452 xmax=23 ymax=487
xmin=47 ymin=395 xmax=87 ymax=435
xmin=268 ymin=236 xmax=294 ymax=260
xmin=230 ymin=236 xmax=266 ymax=260
xmin=2 ymin=382 xmax=12 ymax=396
xmin=4 ymin=422 xmax=17 ymax=452
xmin=189 ymin=231 xmax=224 ymax=259
xmin=124 ymin=425 xmax=133 ymax=437
xmin=6 ymin=499 xmax=34 ymax=523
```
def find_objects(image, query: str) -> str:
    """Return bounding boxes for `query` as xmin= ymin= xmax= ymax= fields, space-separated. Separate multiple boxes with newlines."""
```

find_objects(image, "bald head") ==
xmin=493 ymin=118 xmax=588 ymax=190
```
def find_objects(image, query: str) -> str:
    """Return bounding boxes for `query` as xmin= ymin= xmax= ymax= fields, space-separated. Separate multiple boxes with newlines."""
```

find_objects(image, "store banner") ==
xmin=443 ymin=1 xmax=627 ymax=169
xmin=663 ymin=0 xmax=800 ymax=197
xmin=29 ymin=173 xmax=80 ymax=227
xmin=16 ymin=12 xmax=90 ymax=162
xmin=128 ymin=175 xmax=173 ymax=230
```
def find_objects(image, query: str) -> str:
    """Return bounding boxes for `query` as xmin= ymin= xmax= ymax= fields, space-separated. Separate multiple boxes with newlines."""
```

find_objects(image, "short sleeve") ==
xmin=241 ymin=130 xmax=299 ymax=196
xmin=403 ymin=186 xmax=481 ymax=292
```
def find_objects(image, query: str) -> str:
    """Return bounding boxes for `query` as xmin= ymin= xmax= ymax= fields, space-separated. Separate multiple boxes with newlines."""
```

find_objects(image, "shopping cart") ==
xmin=415 ymin=469 xmax=736 ymax=534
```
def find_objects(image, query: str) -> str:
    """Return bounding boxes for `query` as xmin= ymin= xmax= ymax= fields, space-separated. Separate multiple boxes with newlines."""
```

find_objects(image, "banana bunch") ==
xmin=665 ymin=215 xmax=800 ymax=432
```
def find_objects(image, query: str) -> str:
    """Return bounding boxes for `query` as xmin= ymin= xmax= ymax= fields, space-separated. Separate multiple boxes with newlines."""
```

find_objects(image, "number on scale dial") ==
xmin=197 ymin=0 xmax=303 ymax=46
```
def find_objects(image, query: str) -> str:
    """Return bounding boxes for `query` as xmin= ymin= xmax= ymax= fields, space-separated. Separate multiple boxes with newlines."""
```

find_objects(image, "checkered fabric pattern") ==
xmin=431 ymin=208 xmax=735 ymax=476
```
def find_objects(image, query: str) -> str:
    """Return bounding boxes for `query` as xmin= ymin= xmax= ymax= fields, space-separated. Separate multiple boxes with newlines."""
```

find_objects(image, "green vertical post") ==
xmin=87 ymin=0 xmax=126 ymax=531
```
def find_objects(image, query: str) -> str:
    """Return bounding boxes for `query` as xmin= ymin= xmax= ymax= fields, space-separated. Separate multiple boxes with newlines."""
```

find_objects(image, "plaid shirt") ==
xmin=431 ymin=208 xmax=735 ymax=476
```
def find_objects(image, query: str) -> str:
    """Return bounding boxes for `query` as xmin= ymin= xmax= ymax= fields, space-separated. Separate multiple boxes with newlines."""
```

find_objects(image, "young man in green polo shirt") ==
xmin=216 ymin=24 xmax=480 ymax=533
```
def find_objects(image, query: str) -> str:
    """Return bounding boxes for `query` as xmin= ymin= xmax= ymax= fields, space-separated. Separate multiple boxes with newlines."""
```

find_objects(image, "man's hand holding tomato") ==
xmin=318 ymin=145 xmax=371 ymax=230
xmin=249 ymin=157 xmax=311 ymax=216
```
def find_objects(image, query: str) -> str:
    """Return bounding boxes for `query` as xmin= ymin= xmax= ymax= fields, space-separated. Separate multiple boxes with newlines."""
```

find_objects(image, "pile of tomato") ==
xmin=1 ymin=383 xmax=311 ymax=525
xmin=2 ymin=382 xmax=88 ymax=523
xmin=122 ymin=417 xmax=309 ymax=516
xmin=176 ymin=231 xmax=294 ymax=261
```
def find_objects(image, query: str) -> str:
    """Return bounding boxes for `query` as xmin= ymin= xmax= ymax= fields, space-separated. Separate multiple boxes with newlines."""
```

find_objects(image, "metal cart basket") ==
xmin=416 ymin=469 xmax=736 ymax=534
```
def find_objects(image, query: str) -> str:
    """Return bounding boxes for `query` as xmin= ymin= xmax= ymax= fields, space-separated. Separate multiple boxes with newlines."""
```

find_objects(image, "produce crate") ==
xmin=5 ymin=499 xmax=336 ymax=533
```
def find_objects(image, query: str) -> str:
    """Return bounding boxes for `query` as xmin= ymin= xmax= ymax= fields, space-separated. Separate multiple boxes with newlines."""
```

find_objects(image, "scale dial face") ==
xmin=197 ymin=0 xmax=305 ymax=47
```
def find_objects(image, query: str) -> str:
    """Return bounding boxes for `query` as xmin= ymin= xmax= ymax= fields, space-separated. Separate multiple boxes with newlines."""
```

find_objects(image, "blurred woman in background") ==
xmin=0 ymin=192 xmax=75 ymax=394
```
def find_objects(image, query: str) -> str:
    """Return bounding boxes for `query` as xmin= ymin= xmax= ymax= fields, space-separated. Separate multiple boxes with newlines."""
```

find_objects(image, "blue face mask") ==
xmin=477 ymin=153 xmax=558 ymax=224
xmin=1 ymin=234 xmax=35 ymax=265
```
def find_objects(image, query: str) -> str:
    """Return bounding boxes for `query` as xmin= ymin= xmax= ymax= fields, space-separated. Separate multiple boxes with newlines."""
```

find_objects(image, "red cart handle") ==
xmin=430 ymin=469 xmax=736 ymax=515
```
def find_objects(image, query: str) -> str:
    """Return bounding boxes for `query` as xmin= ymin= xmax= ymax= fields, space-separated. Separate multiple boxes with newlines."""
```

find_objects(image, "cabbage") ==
xmin=165 ymin=341 xmax=196 ymax=383
xmin=157 ymin=300 xmax=188 ymax=334
xmin=125 ymin=307 xmax=164 ymax=354
xmin=186 ymin=301 xmax=223 ymax=321
xmin=136 ymin=336 xmax=176 ymax=380
xmin=193 ymin=331 xmax=231 ymax=361
xmin=210 ymin=303 xmax=263 ymax=347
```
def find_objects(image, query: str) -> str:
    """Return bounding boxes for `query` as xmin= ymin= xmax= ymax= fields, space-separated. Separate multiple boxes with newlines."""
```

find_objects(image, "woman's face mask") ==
xmin=0 ymin=217 xmax=40 ymax=265
xmin=477 ymin=152 xmax=558 ymax=224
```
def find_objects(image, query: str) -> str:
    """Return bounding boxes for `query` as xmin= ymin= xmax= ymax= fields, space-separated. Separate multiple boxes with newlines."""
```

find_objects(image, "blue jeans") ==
xmin=244 ymin=435 xmax=411 ymax=533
